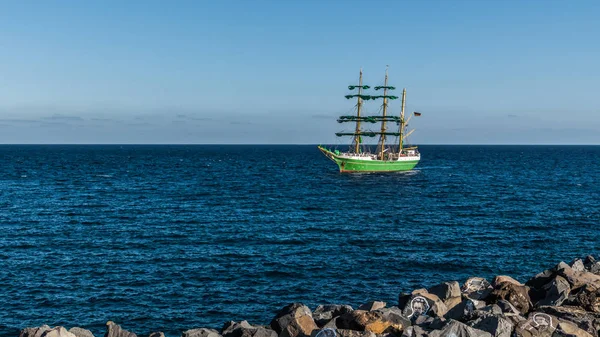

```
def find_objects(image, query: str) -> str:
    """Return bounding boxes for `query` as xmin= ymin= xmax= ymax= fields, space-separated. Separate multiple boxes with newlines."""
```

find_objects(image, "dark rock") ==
xmin=223 ymin=321 xmax=277 ymax=337
xmin=401 ymin=291 xmax=448 ymax=320
xmin=20 ymin=326 xmax=52 ymax=337
xmin=105 ymin=322 xmax=137 ymax=337
xmin=413 ymin=316 xmax=446 ymax=331
xmin=470 ymin=315 xmax=514 ymax=337
xmin=68 ymin=327 xmax=95 ymax=337
xmin=400 ymin=325 xmax=428 ymax=337
xmin=462 ymin=278 xmax=492 ymax=301
xmin=182 ymin=328 xmax=221 ymax=337
xmin=313 ymin=305 xmax=353 ymax=327
xmin=445 ymin=297 xmax=463 ymax=311
xmin=564 ymin=284 xmax=600 ymax=313
xmin=271 ymin=303 xmax=318 ymax=337
xmin=513 ymin=313 xmax=559 ymax=337
xmin=537 ymin=306 xmax=600 ymax=337
xmin=487 ymin=277 xmax=532 ymax=315
xmin=583 ymin=256 xmax=596 ymax=267
xmin=428 ymin=320 xmax=491 ymax=337
xmin=358 ymin=302 xmax=386 ymax=311
xmin=535 ymin=275 xmax=571 ymax=307
xmin=444 ymin=299 xmax=486 ymax=321
xmin=427 ymin=282 xmax=461 ymax=302
xmin=496 ymin=300 xmax=522 ymax=316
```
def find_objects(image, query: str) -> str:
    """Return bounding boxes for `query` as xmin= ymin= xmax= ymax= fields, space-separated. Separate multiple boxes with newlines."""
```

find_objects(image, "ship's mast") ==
xmin=399 ymin=88 xmax=406 ymax=153
xmin=354 ymin=69 xmax=363 ymax=154
xmin=377 ymin=67 xmax=389 ymax=159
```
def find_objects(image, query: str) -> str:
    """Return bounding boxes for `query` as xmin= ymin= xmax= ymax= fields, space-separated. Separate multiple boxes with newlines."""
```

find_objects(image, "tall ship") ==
xmin=318 ymin=67 xmax=421 ymax=173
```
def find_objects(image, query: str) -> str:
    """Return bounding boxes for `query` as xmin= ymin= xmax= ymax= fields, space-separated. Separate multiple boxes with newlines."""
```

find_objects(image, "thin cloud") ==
xmin=507 ymin=114 xmax=519 ymax=118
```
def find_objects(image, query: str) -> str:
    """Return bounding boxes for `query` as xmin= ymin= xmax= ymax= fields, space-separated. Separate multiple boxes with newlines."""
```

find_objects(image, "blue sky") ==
xmin=0 ymin=0 xmax=599 ymax=144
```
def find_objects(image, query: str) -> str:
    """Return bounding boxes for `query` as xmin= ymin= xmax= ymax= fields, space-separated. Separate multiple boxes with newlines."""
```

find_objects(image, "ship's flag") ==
xmin=414 ymin=112 xmax=421 ymax=116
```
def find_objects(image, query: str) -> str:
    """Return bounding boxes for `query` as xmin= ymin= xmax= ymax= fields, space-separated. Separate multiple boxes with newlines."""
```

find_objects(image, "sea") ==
xmin=1 ymin=145 xmax=599 ymax=337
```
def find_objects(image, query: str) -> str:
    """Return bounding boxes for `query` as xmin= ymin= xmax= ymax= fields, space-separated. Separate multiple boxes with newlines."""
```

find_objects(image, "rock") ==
xmin=470 ymin=315 xmax=514 ymax=337
xmin=20 ymin=326 xmax=52 ymax=337
xmin=553 ymin=320 xmax=594 ymax=337
xmin=556 ymin=262 xmax=600 ymax=290
xmin=40 ymin=327 xmax=76 ymax=337
xmin=571 ymin=260 xmax=586 ymax=272
xmin=514 ymin=313 xmax=559 ymax=337
xmin=492 ymin=276 xmax=523 ymax=287
xmin=358 ymin=302 xmax=386 ymax=311
xmin=444 ymin=297 xmax=463 ymax=311
xmin=428 ymin=320 xmax=491 ymax=337
xmin=401 ymin=291 xmax=448 ymax=319
xmin=537 ymin=306 xmax=600 ymax=337
xmin=444 ymin=299 xmax=486 ymax=321
xmin=400 ymin=325 xmax=428 ymax=337
xmin=337 ymin=309 xmax=409 ymax=335
xmin=223 ymin=321 xmax=277 ymax=337
xmin=530 ymin=275 xmax=571 ymax=307
xmin=564 ymin=284 xmax=600 ymax=313
xmin=495 ymin=300 xmax=522 ymax=316
xmin=583 ymin=256 xmax=596 ymax=267
xmin=313 ymin=305 xmax=354 ymax=327
xmin=68 ymin=327 xmax=95 ymax=337
xmin=147 ymin=333 xmax=164 ymax=337
xmin=335 ymin=330 xmax=376 ymax=337
xmin=105 ymin=322 xmax=137 ymax=337
xmin=427 ymin=282 xmax=461 ymax=301
xmin=462 ymin=278 xmax=492 ymax=300
xmin=271 ymin=303 xmax=318 ymax=337
xmin=182 ymin=328 xmax=221 ymax=337
xmin=487 ymin=277 xmax=532 ymax=315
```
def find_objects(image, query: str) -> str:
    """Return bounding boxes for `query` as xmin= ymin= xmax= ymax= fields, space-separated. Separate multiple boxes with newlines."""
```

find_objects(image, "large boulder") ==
xmin=462 ymin=278 xmax=492 ymax=301
xmin=469 ymin=315 xmax=514 ymax=337
xmin=556 ymin=262 xmax=600 ymax=290
xmin=533 ymin=275 xmax=571 ymax=307
xmin=427 ymin=282 xmax=461 ymax=302
xmin=537 ymin=306 xmax=600 ymax=337
xmin=444 ymin=299 xmax=486 ymax=321
xmin=40 ymin=327 xmax=76 ymax=337
xmin=20 ymin=326 xmax=52 ymax=337
xmin=552 ymin=321 xmax=594 ymax=337
xmin=105 ymin=322 xmax=137 ymax=337
xmin=487 ymin=276 xmax=532 ymax=315
xmin=513 ymin=313 xmax=559 ymax=337
xmin=428 ymin=320 xmax=491 ymax=337
xmin=270 ymin=303 xmax=318 ymax=337
xmin=223 ymin=321 xmax=277 ymax=337
xmin=564 ymin=284 xmax=600 ymax=313
xmin=313 ymin=305 xmax=353 ymax=327
xmin=68 ymin=327 xmax=95 ymax=337
xmin=400 ymin=290 xmax=448 ymax=320
xmin=337 ymin=309 xmax=409 ymax=335
xmin=182 ymin=328 xmax=222 ymax=337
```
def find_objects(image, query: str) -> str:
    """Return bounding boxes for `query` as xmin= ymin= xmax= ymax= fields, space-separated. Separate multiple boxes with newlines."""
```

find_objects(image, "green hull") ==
xmin=318 ymin=146 xmax=419 ymax=173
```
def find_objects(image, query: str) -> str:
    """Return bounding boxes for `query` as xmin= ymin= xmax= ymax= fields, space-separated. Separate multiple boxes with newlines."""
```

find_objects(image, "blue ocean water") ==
xmin=1 ymin=145 xmax=599 ymax=337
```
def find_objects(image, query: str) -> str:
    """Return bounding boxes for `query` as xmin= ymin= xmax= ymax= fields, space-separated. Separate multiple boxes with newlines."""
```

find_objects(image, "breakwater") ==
xmin=19 ymin=256 xmax=600 ymax=337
